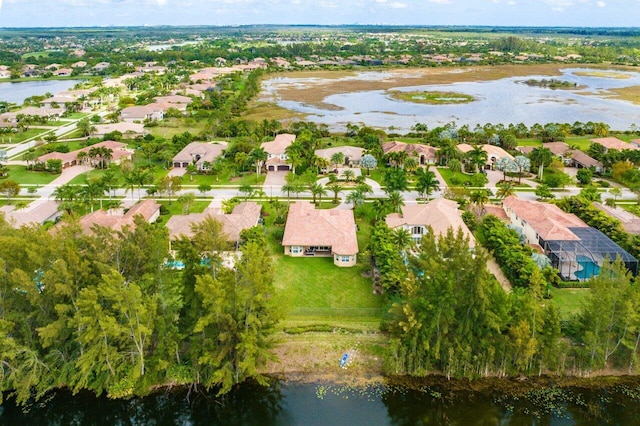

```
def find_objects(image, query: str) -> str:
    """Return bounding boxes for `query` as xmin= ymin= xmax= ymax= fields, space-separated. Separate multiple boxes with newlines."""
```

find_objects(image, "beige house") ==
xmin=37 ymin=140 xmax=133 ymax=169
xmin=382 ymin=141 xmax=437 ymax=165
xmin=315 ymin=146 xmax=364 ymax=167
xmin=591 ymin=137 xmax=637 ymax=152
xmin=93 ymin=122 xmax=147 ymax=138
xmin=120 ymin=105 xmax=164 ymax=122
xmin=165 ymin=202 xmax=262 ymax=249
xmin=385 ymin=198 xmax=475 ymax=247
xmin=172 ymin=142 xmax=225 ymax=170
xmin=74 ymin=200 xmax=161 ymax=235
xmin=282 ymin=202 xmax=358 ymax=267
xmin=262 ymin=133 xmax=296 ymax=171
xmin=457 ymin=143 xmax=513 ymax=170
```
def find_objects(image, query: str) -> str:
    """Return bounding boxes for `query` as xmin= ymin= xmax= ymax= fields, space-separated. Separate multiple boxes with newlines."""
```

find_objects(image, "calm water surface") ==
xmin=0 ymin=80 xmax=83 ymax=104
xmin=262 ymin=68 xmax=640 ymax=131
xmin=2 ymin=380 xmax=640 ymax=425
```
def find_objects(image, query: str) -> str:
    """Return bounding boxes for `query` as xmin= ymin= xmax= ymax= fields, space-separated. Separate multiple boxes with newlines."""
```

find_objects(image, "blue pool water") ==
xmin=575 ymin=255 xmax=600 ymax=280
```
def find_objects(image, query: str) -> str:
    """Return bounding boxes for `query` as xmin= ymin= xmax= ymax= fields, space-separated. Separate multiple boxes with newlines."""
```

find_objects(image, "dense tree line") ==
xmin=0 ymin=215 xmax=279 ymax=405
xmin=375 ymin=220 xmax=640 ymax=379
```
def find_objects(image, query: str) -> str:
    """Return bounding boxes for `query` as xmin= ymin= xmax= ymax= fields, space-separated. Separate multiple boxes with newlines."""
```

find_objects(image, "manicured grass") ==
xmin=437 ymin=167 xmax=473 ymax=186
xmin=548 ymin=287 xmax=590 ymax=320
xmin=156 ymin=200 xmax=210 ymax=218
xmin=565 ymin=136 xmax=592 ymax=151
xmin=2 ymin=128 xmax=50 ymax=144
xmin=517 ymin=138 xmax=543 ymax=147
xmin=273 ymin=255 xmax=382 ymax=316
xmin=147 ymin=118 xmax=207 ymax=139
xmin=5 ymin=165 xmax=58 ymax=185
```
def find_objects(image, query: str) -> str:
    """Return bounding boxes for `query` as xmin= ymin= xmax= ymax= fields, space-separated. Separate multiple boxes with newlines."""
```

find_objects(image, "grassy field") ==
xmin=389 ymin=90 xmax=474 ymax=104
xmin=147 ymin=118 xmax=208 ymax=139
xmin=437 ymin=167 xmax=474 ymax=186
xmin=548 ymin=287 xmax=589 ymax=320
xmin=3 ymin=128 xmax=50 ymax=144
xmin=6 ymin=165 xmax=58 ymax=185
xmin=156 ymin=199 xmax=210 ymax=218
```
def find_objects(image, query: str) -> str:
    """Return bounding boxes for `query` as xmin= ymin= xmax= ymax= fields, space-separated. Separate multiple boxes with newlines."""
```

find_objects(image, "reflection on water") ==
xmin=0 ymin=80 xmax=83 ymax=104
xmin=262 ymin=68 xmax=640 ymax=131
xmin=2 ymin=379 xmax=640 ymax=425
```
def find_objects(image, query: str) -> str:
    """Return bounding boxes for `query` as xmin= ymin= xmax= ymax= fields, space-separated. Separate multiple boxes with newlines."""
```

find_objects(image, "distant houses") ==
xmin=37 ymin=141 xmax=133 ymax=169
xmin=382 ymin=141 xmax=437 ymax=166
xmin=172 ymin=142 xmax=225 ymax=170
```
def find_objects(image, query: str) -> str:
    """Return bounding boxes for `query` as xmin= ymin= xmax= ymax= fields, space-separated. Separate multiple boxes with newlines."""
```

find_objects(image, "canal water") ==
xmin=0 ymin=80 xmax=83 ymax=104
xmin=2 ymin=379 xmax=640 ymax=425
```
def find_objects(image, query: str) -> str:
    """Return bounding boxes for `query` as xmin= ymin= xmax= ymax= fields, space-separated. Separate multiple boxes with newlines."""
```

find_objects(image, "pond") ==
xmin=0 ymin=80 xmax=83 ymax=104
xmin=261 ymin=68 xmax=640 ymax=131
xmin=2 ymin=378 xmax=640 ymax=425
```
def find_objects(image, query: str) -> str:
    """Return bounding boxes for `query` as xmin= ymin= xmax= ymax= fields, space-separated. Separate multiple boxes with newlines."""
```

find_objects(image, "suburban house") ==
xmin=172 ymin=142 xmax=225 ymax=170
xmin=385 ymin=198 xmax=475 ymax=247
xmin=590 ymin=137 xmax=638 ymax=152
xmin=1 ymin=201 xmax=61 ymax=228
xmin=120 ymin=105 xmax=164 ymax=123
xmin=457 ymin=143 xmax=513 ymax=170
xmin=53 ymin=68 xmax=73 ymax=77
xmin=518 ymin=142 xmax=602 ymax=172
xmin=165 ymin=201 xmax=262 ymax=249
xmin=282 ymin=202 xmax=358 ymax=267
xmin=92 ymin=62 xmax=111 ymax=73
xmin=37 ymin=140 xmax=133 ymax=169
xmin=382 ymin=141 xmax=437 ymax=165
xmin=262 ymin=133 xmax=296 ymax=172
xmin=74 ymin=200 xmax=161 ymax=235
xmin=92 ymin=122 xmax=147 ymax=138
xmin=153 ymin=95 xmax=193 ymax=112
xmin=502 ymin=196 xmax=638 ymax=281
xmin=315 ymin=146 xmax=364 ymax=167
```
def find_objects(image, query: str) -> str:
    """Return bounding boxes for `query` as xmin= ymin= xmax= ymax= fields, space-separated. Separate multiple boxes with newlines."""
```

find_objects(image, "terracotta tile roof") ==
xmin=518 ymin=142 xmax=570 ymax=156
xmin=382 ymin=141 xmax=437 ymax=159
xmin=457 ymin=143 xmax=514 ymax=160
xmin=1 ymin=200 xmax=60 ymax=228
xmin=37 ymin=140 xmax=132 ymax=165
xmin=591 ymin=137 xmax=637 ymax=151
xmin=570 ymin=150 xmax=601 ymax=168
xmin=77 ymin=200 xmax=160 ymax=234
xmin=503 ymin=196 xmax=587 ymax=241
xmin=385 ymin=198 xmax=475 ymax=246
xmin=282 ymin=202 xmax=358 ymax=255
xmin=173 ymin=142 xmax=225 ymax=166
xmin=165 ymin=201 xmax=261 ymax=242
xmin=93 ymin=122 xmax=146 ymax=136
xmin=315 ymin=146 xmax=364 ymax=162
xmin=261 ymin=133 xmax=296 ymax=154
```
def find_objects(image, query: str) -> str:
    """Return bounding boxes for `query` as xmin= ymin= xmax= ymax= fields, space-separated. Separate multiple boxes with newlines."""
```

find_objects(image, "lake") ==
xmin=0 ymin=80 xmax=83 ymax=104
xmin=261 ymin=68 xmax=640 ymax=131
xmin=2 ymin=378 xmax=640 ymax=425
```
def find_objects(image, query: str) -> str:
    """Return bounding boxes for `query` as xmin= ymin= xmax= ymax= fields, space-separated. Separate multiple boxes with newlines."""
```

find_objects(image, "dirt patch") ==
xmin=607 ymin=85 xmax=640 ymax=105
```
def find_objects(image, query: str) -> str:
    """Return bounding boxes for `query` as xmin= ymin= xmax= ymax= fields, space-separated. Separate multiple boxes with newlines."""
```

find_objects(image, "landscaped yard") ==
xmin=437 ymin=167 xmax=474 ymax=186
xmin=5 ymin=165 xmax=58 ymax=185
xmin=549 ymin=287 xmax=589 ymax=320
xmin=156 ymin=199 xmax=210 ymax=218
xmin=147 ymin=118 xmax=208 ymax=139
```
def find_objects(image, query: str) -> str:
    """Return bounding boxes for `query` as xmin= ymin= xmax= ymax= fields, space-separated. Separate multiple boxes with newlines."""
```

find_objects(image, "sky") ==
xmin=0 ymin=0 xmax=639 ymax=28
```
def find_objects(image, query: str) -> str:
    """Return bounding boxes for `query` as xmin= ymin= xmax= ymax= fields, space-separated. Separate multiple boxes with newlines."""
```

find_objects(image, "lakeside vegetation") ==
xmin=388 ymin=90 xmax=474 ymax=105
xmin=5 ymin=25 xmax=640 ymax=406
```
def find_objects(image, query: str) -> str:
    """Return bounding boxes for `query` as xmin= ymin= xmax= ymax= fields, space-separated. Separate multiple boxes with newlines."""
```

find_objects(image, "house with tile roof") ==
xmin=518 ymin=142 xmax=602 ymax=172
xmin=172 ymin=142 xmax=225 ymax=170
xmin=120 ymin=105 xmax=164 ymax=123
xmin=457 ymin=143 xmax=513 ymax=170
xmin=382 ymin=141 xmax=437 ymax=166
xmin=37 ymin=140 xmax=133 ymax=169
xmin=72 ymin=200 xmax=161 ymax=235
xmin=282 ymin=202 xmax=358 ymax=267
xmin=503 ymin=196 xmax=637 ymax=280
xmin=385 ymin=198 xmax=475 ymax=247
xmin=165 ymin=202 xmax=262 ymax=249
xmin=262 ymin=133 xmax=296 ymax=172
xmin=315 ymin=146 xmax=365 ymax=167
xmin=591 ymin=137 xmax=637 ymax=152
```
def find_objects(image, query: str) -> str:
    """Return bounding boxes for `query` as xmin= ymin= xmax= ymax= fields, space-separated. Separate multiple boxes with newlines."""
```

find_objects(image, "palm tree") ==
xmin=309 ymin=183 xmax=327 ymax=204
xmin=345 ymin=189 xmax=366 ymax=209
xmin=415 ymin=167 xmax=440 ymax=201
xmin=342 ymin=169 xmax=355 ymax=183
xmin=467 ymin=145 xmax=488 ymax=173
xmin=448 ymin=158 xmax=462 ymax=173
xmin=371 ymin=198 xmax=390 ymax=221
xmin=529 ymin=147 xmax=554 ymax=180
xmin=470 ymin=190 xmax=489 ymax=214
xmin=281 ymin=183 xmax=295 ymax=202
xmin=250 ymin=147 xmax=268 ymax=178
xmin=386 ymin=190 xmax=405 ymax=213
xmin=326 ymin=182 xmax=343 ymax=204
xmin=496 ymin=181 xmax=515 ymax=200
xmin=330 ymin=151 xmax=345 ymax=169
xmin=392 ymin=228 xmax=414 ymax=251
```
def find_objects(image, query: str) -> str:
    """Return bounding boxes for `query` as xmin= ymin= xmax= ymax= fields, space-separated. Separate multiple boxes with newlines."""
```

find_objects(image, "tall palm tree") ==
xmin=470 ymin=190 xmax=489 ymax=214
xmin=415 ymin=167 xmax=440 ymax=201
xmin=346 ymin=189 xmax=365 ymax=209
xmin=529 ymin=147 xmax=554 ymax=180
xmin=467 ymin=145 xmax=488 ymax=173
xmin=496 ymin=181 xmax=515 ymax=200
xmin=326 ymin=182 xmax=343 ymax=204
xmin=309 ymin=183 xmax=327 ymax=204
xmin=250 ymin=147 xmax=268 ymax=178
xmin=386 ymin=190 xmax=405 ymax=213
xmin=392 ymin=228 xmax=414 ymax=252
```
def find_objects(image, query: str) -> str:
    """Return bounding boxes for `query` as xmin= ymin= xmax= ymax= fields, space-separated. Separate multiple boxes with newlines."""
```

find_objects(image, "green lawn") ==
xmin=147 ymin=118 xmax=207 ymax=139
xmin=548 ymin=287 xmax=590 ymax=320
xmin=437 ymin=167 xmax=473 ymax=186
xmin=5 ymin=166 xmax=58 ymax=185
xmin=156 ymin=200 xmax=210 ymax=219
xmin=273 ymin=255 xmax=382 ymax=316
xmin=3 ymin=128 xmax=50 ymax=145
xmin=516 ymin=138 xmax=543 ymax=147
xmin=565 ymin=136 xmax=592 ymax=151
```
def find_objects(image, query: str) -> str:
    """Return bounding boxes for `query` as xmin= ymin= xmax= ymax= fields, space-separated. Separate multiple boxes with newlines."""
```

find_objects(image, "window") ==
xmin=341 ymin=256 xmax=350 ymax=263
xmin=412 ymin=226 xmax=423 ymax=235
xmin=291 ymin=246 xmax=302 ymax=254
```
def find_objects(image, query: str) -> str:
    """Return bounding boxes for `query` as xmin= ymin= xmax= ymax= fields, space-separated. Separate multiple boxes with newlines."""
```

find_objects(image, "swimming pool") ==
xmin=575 ymin=255 xmax=600 ymax=280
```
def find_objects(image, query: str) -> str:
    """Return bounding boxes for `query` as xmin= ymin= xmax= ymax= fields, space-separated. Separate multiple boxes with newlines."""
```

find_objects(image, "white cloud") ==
xmin=596 ymin=1 xmax=606 ymax=6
